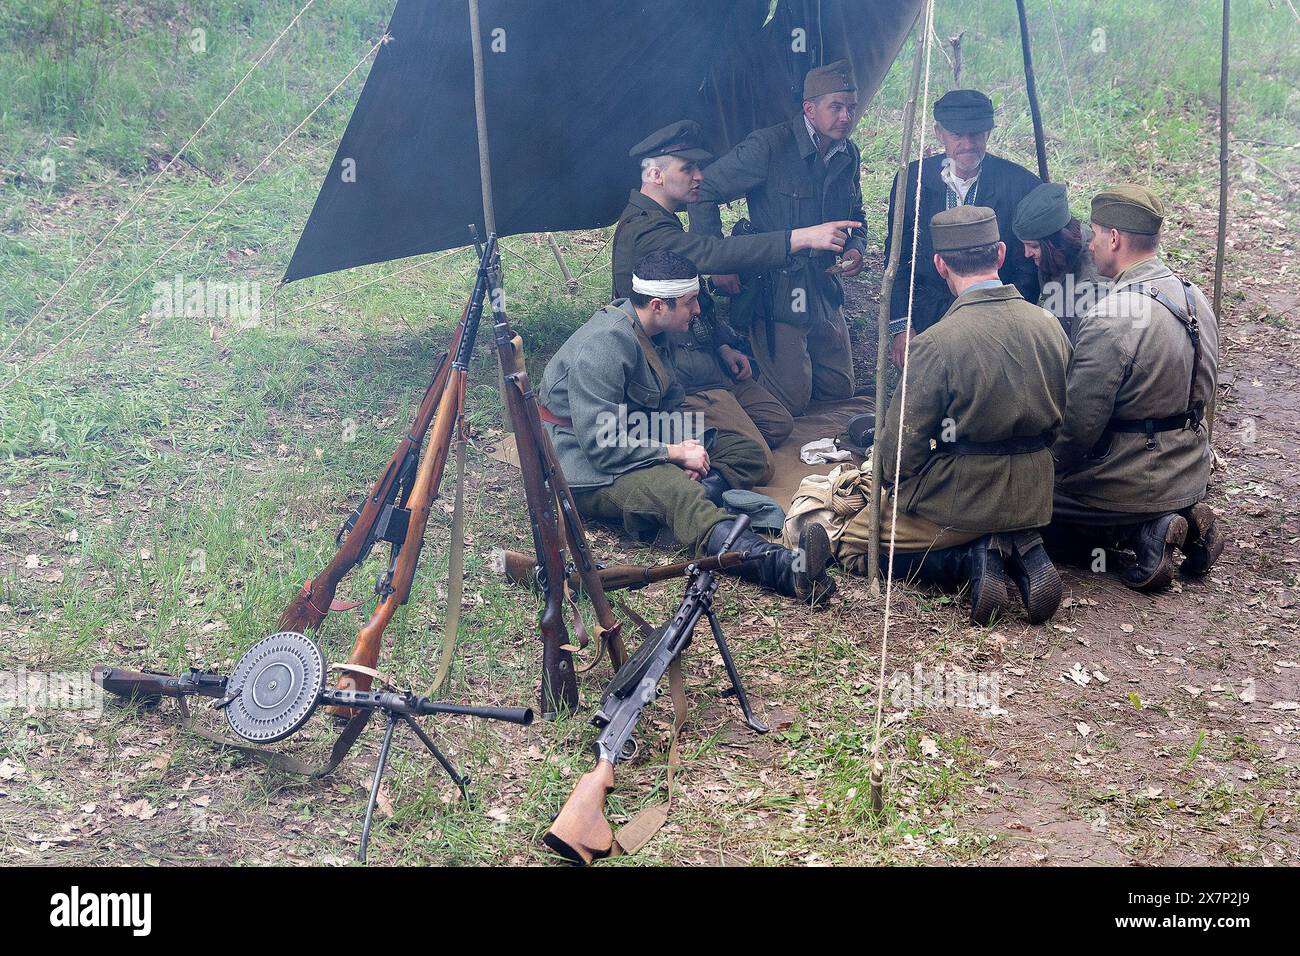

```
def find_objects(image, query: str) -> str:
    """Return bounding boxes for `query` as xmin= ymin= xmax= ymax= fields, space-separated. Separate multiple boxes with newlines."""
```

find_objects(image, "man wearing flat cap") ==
xmin=885 ymin=89 xmax=1042 ymax=369
xmin=687 ymin=59 xmax=867 ymax=417
xmin=1048 ymin=185 xmax=1223 ymax=591
xmin=612 ymin=120 xmax=859 ymax=479
xmin=861 ymin=205 xmax=1071 ymax=625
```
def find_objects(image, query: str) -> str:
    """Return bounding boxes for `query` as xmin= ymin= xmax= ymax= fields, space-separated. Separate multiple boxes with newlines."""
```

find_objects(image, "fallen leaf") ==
xmin=1076 ymin=722 xmax=1092 ymax=738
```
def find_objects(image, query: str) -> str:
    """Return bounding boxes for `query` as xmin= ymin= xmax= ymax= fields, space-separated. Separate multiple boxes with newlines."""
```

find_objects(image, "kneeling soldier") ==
xmin=1049 ymin=186 xmax=1223 ymax=589
xmin=875 ymin=206 xmax=1071 ymax=624
xmin=538 ymin=250 xmax=836 ymax=604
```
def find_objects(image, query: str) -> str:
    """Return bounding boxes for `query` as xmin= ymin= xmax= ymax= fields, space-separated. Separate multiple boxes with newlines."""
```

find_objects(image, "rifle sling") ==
xmin=427 ymin=434 xmax=468 ymax=697
xmin=613 ymin=654 xmax=687 ymax=856
xmin=176 ymin=707 xmax=374 ymax=779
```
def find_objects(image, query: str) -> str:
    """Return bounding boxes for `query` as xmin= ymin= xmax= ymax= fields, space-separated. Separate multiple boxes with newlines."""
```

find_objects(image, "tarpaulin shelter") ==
xmin=282 ymin=0 xmax=924 ymax=284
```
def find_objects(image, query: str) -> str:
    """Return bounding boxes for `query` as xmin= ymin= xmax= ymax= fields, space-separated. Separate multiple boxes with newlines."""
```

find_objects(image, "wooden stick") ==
xmin=467 ymin=0 xmax=495 ymax=236
xmin=1213 ymin=0 xmax=1231 ymax=321
xmin=866 ymin=14 xmax=926 ymax=591
xmin=1015 ymin=0 xmax=1050 ymax=182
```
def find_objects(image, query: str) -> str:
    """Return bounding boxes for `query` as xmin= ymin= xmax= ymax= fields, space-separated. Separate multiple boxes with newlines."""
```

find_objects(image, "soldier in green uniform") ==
xmin=688 ymin=60 xmax=869 ymax=417
xmin=1012 ymin=182 xmax=1102 ymax=338
xmin=863 ymin=207 xmax=1072 ymax=625
xmin=611 ymin=120 xmax=860 ymax=480
xmin=538 ymin=250 xmax=836 ymax=604
xmin=1049 ymin=186 xmax=1224 ymax=591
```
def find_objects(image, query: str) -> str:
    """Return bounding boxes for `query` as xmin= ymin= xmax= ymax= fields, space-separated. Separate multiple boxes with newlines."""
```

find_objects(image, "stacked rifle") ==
xmin=97 ymin=231 xmax=768 ymax=864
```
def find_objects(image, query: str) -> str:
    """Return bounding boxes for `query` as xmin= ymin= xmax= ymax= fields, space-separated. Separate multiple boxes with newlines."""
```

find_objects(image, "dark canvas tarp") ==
xmin=283 ymin=0 xmax=922 ymax=284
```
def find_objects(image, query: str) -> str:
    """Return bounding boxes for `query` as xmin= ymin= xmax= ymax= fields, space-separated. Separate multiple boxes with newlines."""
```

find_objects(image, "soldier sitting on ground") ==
xmin=1012 ymin=182 xmax=1103 ymax=339
xmin=537 ymin=250 xmax=837 ymax=605
xmin=1048 ymin=186 xmax=1224 ymax=590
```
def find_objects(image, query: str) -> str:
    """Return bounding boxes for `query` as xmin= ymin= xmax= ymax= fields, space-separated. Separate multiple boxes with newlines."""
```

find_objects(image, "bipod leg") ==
xmin=704 ymin=606 xmax=769 ymax=734
xmin=358 ymin=710 xmax=400 ymax=863
xmin=401 ymin=715 xmax=471 ymax=799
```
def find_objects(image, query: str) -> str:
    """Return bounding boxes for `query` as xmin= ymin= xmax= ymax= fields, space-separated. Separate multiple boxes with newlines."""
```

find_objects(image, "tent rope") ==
xmin=870 ymin=0 xmax=937 ymax=784
xmin=1 ymin=0 xmax=321 ymax=363
xmin=279 ymin=248 xmax=462 ymax=319
xmin=1 ymin=34 xmax=390 ymax=393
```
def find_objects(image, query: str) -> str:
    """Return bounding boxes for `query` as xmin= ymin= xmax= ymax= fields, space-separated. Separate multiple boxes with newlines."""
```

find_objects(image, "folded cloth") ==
xmin=800 ymin=438 xmax=854 ymax=465
xmin=721 ymin=489 xmax=786 ymax=534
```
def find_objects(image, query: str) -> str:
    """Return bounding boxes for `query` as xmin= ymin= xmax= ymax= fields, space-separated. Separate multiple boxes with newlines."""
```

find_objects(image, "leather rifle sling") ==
xmin=612 ymin=654 xmax=688 ymax=855
xmin=176 ymin=705 xmax=373 ymax=779
xmin=427 ymin=431 xmax=468 ymax=697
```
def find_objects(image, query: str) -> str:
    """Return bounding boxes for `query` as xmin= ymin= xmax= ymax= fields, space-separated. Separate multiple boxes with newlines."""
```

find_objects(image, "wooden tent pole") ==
xmin=866 ymin=11 xmax=927 ymax=591
xmin=468 ymin=0 xmax=496 ymax=235
xmin=1213 ymin=0 xmax=1230 ymax=321
xmin=1015 ymin=0 xmax=1050 ymax=182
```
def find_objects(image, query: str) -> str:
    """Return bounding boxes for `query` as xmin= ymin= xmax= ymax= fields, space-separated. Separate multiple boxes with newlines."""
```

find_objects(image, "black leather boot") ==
xmin=697 ymin=468 xmax=732 ymax=507
xmin=1005 ymin=530 xmax=1063 ymax=624
xmin=961 ymin=537 xmax=1013 ymax=627
xmin=706 ymin=519 xmax=836 ymax=606
xmin=1179 ymin=501 xmax=1224 ymax=576
xmin=1118 ymin=513 xmax=1188 ymax=591
xmin=891 ymin=537 xmax=1011 ymax=626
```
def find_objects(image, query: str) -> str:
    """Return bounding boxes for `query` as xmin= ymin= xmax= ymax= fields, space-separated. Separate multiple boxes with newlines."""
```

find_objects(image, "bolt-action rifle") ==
xmin=498 ymin=548 xmax=754 ymax=594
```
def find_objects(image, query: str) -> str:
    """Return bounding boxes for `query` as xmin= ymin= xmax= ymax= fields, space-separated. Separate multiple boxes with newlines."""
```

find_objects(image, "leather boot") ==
xmin=1005 ymin=530 xmax=1063 ymax=624
xmin=706 ymin=519 xmax=836 ymax=606
xmin=961 ymin=537 xmax=1013 ymax=627
xmin=892 ymin=537 xmax=1011 ymax=626
xmin=1179 ymin=502 xmax=1224 ymax=576
xmin=697 ymin=469 xmax=731 ymax=507
xmin=1118 ymin=513 xmax=1188 ymax=591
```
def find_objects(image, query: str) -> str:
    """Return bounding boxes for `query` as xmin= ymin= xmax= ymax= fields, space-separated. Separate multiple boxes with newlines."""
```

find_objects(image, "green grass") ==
xmin=1 ymin=0 xmax=1297 ymax=866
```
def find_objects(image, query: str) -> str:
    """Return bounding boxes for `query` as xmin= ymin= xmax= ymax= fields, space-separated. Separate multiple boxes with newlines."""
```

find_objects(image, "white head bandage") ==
xmin=631 ymin=274 xmax=699 ymax=299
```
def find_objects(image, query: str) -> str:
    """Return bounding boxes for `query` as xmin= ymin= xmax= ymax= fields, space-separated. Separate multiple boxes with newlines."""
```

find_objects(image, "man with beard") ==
xmin=885 ymin=89 xmax=1041 ymax=368
xmin=688 ymin=60 xmax=868 ymax=417
xmin=611 ymin=120 xmax=859 ymax=478
xmin=1048 ymin=186 xmax=1224 ymax=590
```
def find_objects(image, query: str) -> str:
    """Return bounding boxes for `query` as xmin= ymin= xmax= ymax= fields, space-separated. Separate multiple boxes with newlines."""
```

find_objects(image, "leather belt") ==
xmin=936 ymin=434 xmax=1050 ymax=455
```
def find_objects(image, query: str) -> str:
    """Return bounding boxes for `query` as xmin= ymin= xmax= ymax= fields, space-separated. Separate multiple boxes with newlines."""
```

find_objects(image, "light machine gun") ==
xmin=543 ymin=516 xmax=768 ymax=864
xmin=96 ymin=631 xmax=532 ymax=862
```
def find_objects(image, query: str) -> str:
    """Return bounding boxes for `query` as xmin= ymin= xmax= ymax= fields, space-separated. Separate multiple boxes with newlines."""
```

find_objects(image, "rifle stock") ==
xmin=542 ymin=759 xmax=616 ymax=864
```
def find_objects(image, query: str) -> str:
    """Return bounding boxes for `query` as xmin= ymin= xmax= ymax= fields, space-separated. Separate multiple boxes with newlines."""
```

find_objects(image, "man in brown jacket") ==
xmin=875 ymin=206 xmax=1071 ymax=625
xmin=1048 ymin=186 xmax=1224 ymax=590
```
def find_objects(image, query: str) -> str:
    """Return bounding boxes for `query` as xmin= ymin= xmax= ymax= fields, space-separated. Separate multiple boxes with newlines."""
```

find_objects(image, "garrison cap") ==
xmin=804 ymin=59 xmax=857 ymax=100
xmin=628 ymin=120 xmax=713 ymax=163
xmin=1013 ymin=182 xmax=1073 ymax=241
xmin=1090 ymin=185 xmax=1165 ymax=235
xmin=933 ymin=89 xmax=995 ymax=133
xmin=930 ymin=205 xmax=1000 ymax=252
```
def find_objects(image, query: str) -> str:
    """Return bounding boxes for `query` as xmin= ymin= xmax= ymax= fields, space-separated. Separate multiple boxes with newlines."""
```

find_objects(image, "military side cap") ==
xmin=628 ymin=120 xmax=713 ymax=163
xmin=1090 ymin=185 xmax=1165 ymax=235
xmin=1013 ymin=182 xmax=1073 ymax=241
xmin=804 ymin=59 xmax=856 ymax=100
xmin=930 ymin=205 xmax=1000 ymax=252
xmin=933 ymin=89 xmax=995 ymax=133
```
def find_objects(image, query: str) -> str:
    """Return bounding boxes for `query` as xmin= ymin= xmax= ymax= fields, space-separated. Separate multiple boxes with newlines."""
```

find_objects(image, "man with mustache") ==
xmin=688 ymin=60 xmax=868 ymax=417
xmin=885 ymin=89 xmax=1042 ymax=368
xmin=611 ymin=120 xmax=859 ymax=481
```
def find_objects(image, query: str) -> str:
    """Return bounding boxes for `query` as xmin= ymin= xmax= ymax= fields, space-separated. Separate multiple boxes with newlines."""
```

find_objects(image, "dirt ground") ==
xmin=3 ymin=194 xmax=1297 ymax=870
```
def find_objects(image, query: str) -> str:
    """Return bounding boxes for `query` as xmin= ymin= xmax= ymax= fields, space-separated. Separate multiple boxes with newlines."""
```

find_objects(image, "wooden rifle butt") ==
xmin=543 ymin=759 xmax=616 ymax=864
